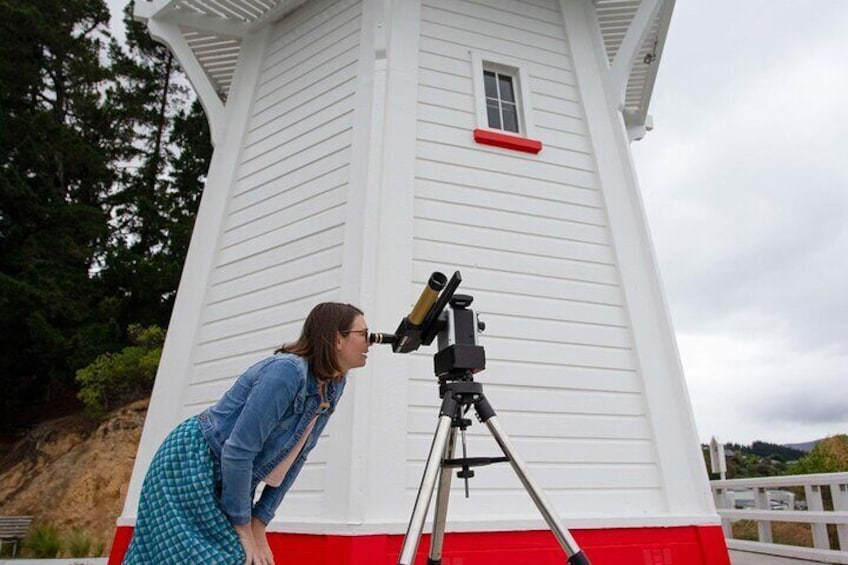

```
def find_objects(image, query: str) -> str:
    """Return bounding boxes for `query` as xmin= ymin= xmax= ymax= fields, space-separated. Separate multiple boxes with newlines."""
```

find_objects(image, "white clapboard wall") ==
xmin=405 ymin=0 xmax=658 ymax=524
xmin=123 ymin=0 xmax=364 ymax=524
xmin=122 ymin=0 xmax=714 ymax=535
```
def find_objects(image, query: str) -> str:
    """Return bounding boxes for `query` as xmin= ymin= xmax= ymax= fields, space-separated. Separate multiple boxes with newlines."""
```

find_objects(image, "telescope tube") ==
xmin=408 ymin=272 xmax=447 ymax=325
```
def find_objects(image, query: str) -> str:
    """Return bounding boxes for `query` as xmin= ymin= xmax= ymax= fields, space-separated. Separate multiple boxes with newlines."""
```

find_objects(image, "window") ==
xmin=471 ymin=52 xmax=541 ymax=154
xmin=484 ymin=69 xmax=519 ymax=133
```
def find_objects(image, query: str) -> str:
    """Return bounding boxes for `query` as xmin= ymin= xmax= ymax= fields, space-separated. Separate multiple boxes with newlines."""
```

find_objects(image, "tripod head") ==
xmin=369 ymin=270 xmax=486 ymax=380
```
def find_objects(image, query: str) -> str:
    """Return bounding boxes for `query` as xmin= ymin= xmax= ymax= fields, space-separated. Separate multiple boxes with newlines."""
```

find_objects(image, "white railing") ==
xmin=711 ymin=472 xmax=848 ymax=564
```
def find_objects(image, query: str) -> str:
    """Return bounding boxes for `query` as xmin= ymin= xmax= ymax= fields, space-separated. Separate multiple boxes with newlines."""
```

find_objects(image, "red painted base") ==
xmin=108 ymin=524 xmax=730 ymax=565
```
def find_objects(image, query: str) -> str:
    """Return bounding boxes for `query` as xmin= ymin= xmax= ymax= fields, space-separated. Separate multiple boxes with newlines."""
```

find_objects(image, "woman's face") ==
xmin=336 ymin=314 xmax=370 ymax=373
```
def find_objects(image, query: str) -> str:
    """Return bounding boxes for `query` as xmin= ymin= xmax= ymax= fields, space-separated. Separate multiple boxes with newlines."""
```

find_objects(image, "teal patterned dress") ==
xmin=122 ymin=416 xmax=245 ymax=564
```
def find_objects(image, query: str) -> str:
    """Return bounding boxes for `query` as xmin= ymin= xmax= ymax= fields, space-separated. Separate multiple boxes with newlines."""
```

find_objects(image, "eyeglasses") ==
xmin=341 ymin=328 xmax=369 ymax=340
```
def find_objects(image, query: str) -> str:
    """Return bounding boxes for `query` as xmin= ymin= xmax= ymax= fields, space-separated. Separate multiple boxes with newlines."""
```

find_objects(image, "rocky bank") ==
xmin=0 ymin=399 xmax=148 ymax=557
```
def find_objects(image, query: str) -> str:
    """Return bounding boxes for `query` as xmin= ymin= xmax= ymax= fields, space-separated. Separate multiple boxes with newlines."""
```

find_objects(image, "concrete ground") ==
xmin=0 ymin=552 xmax=829 ymax=565
xmin=730 ymin=549 xmax=829 ymax=565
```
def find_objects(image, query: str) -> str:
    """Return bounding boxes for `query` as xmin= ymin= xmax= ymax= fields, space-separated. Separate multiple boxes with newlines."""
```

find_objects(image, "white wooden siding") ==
xmin=178 ymin=0 xmax=362 ymax=519
xmin=412 ymin=0 xmax=661 ymax=519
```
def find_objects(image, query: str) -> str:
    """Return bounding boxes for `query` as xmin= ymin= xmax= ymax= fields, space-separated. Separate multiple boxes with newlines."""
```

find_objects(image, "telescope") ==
xmin=369 ymin=271 xmax=454 ymax=353
xmin=369 ymin=270 xmax=486 ymax=378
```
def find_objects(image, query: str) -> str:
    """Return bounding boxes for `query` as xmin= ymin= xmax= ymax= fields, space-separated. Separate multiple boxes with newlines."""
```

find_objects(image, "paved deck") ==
xmin=0 ymin=553 xmax=827 ymax=564
xmin=730 ymin=549 xmax=825 ymax=564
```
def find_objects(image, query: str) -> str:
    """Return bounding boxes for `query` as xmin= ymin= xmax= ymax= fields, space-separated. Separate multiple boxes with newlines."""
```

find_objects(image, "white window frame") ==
xmin=470 ymin=51 xmax=537 ymax=140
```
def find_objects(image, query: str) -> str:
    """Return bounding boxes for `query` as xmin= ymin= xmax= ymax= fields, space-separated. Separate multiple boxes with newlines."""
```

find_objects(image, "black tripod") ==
xmin=371 ymin=272 xmax=591 ymax=565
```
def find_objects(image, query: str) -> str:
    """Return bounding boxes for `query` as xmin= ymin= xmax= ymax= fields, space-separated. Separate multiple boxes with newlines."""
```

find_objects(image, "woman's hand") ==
xmin=234 ymin=522 xmax=260 ymax=565
xmin=251 ymin=517 xmax=275 ymax=565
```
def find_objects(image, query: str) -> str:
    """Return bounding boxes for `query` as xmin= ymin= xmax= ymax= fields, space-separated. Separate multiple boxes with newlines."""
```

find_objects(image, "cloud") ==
xmin=764 ymin=393 xmax=848 ymax=427
xmin=632 ymin=1 xmax=848 ymax=444
xmin=677 ymin=333 xmax=848 ymax=443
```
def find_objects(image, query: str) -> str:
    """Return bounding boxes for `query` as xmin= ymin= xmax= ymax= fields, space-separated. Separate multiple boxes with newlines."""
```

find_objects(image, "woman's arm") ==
xmin=251 ymin=453 xmax=306 ymax=524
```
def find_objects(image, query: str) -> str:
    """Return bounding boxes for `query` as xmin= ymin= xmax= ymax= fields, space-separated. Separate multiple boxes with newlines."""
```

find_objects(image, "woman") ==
xmin=123 ymin=302 xmax=370 ymax=565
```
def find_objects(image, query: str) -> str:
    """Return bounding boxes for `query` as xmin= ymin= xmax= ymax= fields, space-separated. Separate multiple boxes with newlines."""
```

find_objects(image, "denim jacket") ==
xmin=197 ymin=353 xmax=345 ymax=526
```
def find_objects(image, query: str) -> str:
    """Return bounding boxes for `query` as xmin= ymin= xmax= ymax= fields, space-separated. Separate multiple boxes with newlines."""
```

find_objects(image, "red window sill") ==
xmin=473 ymin=129 xmax=542 ymax=154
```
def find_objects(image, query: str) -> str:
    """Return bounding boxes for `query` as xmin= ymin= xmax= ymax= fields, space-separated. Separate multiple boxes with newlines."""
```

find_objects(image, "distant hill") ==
xmin=725 ymin=441 xmax=807 ymax=462
xmin=783 ymin=440 xmax=819 ymax=453
xmin=705 ymin=437 xmax=841 ymax=479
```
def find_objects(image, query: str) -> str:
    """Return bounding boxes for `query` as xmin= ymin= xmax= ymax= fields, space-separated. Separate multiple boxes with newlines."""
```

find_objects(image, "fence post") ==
xmin=755 ymin=487 xmax=772 ymax=543
xmin=831 ymin=481 xmax=848 ymax=550
xmin=713 ymin=487 xmax=733 ymax=538
xmin=805 ymin=484 xmax=830 ymax=549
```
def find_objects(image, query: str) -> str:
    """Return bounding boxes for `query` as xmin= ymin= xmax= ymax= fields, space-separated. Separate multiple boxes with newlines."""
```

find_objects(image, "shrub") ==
xmin=791 ymin=435 xmax=848 ymax=474
xmin=732 ymin=520 xmax=813 ymax=547
xmin=76 ymin=324 xmax=164 ymax=418
xmin=23 ymin=523 xmax=62 ymax=558
xmin=93 ymin=540 xmax=105 ymax=556
xmin=67 ymin=526 xmax=92 ymax=557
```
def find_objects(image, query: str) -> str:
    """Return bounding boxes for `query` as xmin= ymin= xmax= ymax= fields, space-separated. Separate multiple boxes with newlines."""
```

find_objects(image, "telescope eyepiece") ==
xmin=369 ymin=332 xmax=398 ymax=345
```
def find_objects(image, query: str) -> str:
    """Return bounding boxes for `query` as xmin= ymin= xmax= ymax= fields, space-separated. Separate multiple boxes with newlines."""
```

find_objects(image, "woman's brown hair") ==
xmin=276 ymin=302 xmax=364 ymax=380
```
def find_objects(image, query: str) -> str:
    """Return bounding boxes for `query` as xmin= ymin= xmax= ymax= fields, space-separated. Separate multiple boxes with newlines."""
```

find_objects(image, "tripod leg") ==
xmin=398 ymin=414 xmax=455 ymax=565
xmin=427 ymin=427 xmax=457 ymax=565
xmin=484 ymin=415 xmax=592 ymax=565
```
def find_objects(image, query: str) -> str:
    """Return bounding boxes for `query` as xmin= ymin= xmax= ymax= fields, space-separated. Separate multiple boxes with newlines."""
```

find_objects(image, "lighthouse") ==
xmin=110 ymin=0 xmax=730 ymax=563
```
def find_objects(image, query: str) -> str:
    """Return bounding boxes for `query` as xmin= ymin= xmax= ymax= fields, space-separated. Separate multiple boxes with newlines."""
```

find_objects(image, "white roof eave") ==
xmin=595 ymin=0 xmax=676 ymax=134
xmin=132 ymin=0 xmax=308 ymax=107
xmin=134 ymin=0 xmax=675 ymax=138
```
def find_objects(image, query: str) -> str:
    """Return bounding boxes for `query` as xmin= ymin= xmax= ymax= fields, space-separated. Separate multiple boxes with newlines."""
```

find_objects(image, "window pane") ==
xmin=498 ymin=74 xmax=515 ymax=103
xmin=502 ymin=103 xmax=518 ymax=133
xmin=486 ymin=101 xmax=501 ymax=129
xmin=481 ymin=65 xmax=523 ymax=134
xmin=484 ymin=71 xmax=497 ymax=98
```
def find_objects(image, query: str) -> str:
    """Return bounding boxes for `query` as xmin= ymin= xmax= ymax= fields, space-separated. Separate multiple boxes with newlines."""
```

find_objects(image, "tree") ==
xmin=76 ymin=324 xmax=164 ymax=418
xmin=749 ymin=440 xmax=806 ymax=462
xmin=703 ymin=442 xmax=791 ymax=479
xmin=790 ymin=435 xmax=848 ymax=475
xmin=98 ymin=2 xmax=209 ymax=332
xmin=0 ymin=0 xmax=210 ymax=437
xmin=0 ymin=0 xmax=122 ymax=433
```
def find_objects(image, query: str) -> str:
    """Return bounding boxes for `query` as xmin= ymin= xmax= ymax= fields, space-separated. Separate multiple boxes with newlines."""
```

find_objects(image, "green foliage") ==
xmin=703 ymin=441 xmax=796 ymax=479
xmin=727 ymin=448 xmax=787 ymax=479
xmin=748 ymin=441 xmax=806 ymax=462
xmin=0 ymin=542 xmax=13 ymax=557
xmin=23 ymin=523 xmax=62 ymax=558
xmin=0 ymin=0 xmax=123 ymax=433
xmin=93 ymin=540 xmax=105 ymax=557
xmin=732 ymin=520 xmax=815 ymax=548
xmin=0 ymin=0 xmax=209 ymax=436
xmin=67 ymin=526 xmax=93 ymax=557
xmin=790 ymin=435 xmax=848 ymax=475
xmin=76 ymin=324 xmax=164 ymax=418
xmin=703 ymin=436 xmax=848 ymax=480
xmin=97 ymin=1 xmax=209 ymax=333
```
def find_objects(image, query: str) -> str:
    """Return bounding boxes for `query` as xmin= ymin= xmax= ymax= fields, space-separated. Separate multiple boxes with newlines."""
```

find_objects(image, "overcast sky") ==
xmin=632 ymin=1 xmax=848 ymax=445
xmin=107 ymin=1 xmax=847 ymax=446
